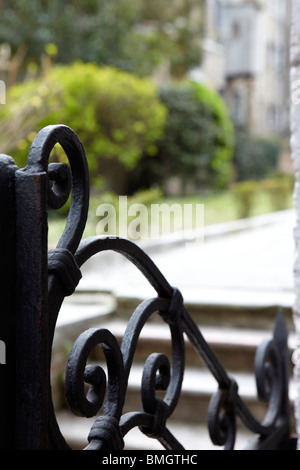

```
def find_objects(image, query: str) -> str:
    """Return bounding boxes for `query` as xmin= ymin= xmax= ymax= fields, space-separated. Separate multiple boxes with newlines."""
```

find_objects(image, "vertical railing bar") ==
xmin=0 ymin=155 xmax=18 ymax=449
xmin=14 ymin=168 xmax=50 ymax=449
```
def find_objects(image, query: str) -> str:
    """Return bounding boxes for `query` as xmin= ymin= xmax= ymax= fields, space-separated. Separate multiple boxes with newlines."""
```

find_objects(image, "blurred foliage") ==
xmin=232 ymin=180 xmax=258 ymax=218
xmin=136 ymin=0 xmax=204 ymax=79
xmin=232 ymin=175 xmax=293 ymax=218
xmin=130 ymin=80 xmax=235 ymax=193
xmin=0 ymin=72 xmax=61 ymax=158
xmin=0 ymin=62 xmax=167 ymax=188
xmin=0 ymin=0 xmax=203 ymax=80
xmin=0 ymin=0 xmax=141 ymax=74
xmin=233 ymin=127 xmax=281 ymax=182
xmin=262 ymin=175 xmax=294 ymax=211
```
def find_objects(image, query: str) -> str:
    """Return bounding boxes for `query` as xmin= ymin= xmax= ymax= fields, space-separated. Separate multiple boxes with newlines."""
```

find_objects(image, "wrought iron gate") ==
xmin=0 ymin=125 xmax=296 ymax=450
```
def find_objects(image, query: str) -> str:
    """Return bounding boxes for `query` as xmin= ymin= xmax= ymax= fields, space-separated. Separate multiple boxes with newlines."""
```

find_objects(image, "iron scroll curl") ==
xmin=55 ymin=235 xmax=288 ymax=450
xmin=25 ymin=124 xmax=90 ymax=254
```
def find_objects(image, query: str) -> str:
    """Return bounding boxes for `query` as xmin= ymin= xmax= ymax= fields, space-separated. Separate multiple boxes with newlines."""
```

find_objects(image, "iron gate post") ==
xmin=14 ymin=167 xmax=50 ymax=449
xmin=0 ymin=155 xmax=18 ymax=448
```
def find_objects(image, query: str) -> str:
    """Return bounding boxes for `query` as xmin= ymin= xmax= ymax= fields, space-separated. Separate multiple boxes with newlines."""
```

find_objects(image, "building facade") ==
xmin=194 ymin=0 xmax=291 ymax=137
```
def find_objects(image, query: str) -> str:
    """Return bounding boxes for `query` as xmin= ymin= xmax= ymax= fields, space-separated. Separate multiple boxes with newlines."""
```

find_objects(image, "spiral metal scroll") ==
xmin=64 ymin=295 xmax=185 ymax=450
xmin=68 ymin=238 xmax=291 ymax=450
xmin=23 ymin=125 xmax=292 ymax=450
xmin=26 ymin=124 xmax=90 ymax=253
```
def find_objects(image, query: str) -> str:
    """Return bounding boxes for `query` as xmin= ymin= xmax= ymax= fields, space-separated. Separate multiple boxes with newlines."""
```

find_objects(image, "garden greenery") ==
xmin=155 ymin=80 xmax=235 ymax=190
xmin=1 ymin=62 xmax=236 ymax=194
xmin=233 ymin=127 xmax=281 ymax=182
xmin=0 ymin=62 xmax=167 ymax=188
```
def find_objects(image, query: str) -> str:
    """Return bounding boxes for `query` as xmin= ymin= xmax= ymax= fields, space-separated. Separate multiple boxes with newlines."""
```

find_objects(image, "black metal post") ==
xmin=0 ymin=155 xmax=18 ymax=449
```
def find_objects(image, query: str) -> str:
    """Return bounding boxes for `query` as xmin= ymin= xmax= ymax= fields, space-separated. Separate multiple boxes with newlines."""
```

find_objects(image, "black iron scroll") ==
xmin=0 ymin=125 xmax=295 ymax=450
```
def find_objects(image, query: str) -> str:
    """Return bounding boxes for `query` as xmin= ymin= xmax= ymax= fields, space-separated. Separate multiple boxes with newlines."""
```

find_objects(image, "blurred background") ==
xmin=1 ymin=0 xmax=296 ymax=449
xmin=0 ymin=0 xmax=293 ymax=242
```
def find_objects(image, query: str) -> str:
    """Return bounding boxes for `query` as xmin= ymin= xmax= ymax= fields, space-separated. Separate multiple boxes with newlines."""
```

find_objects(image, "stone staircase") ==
xmin=52 ymin=290 xmax=296 ymax=450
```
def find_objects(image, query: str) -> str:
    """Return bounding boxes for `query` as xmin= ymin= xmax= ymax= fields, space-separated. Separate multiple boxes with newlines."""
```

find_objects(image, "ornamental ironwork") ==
xmin=0 ymin=125 xmax=296 ymax=450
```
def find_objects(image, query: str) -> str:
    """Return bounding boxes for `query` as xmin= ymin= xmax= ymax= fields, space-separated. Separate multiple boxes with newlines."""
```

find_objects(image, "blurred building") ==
xmin=191 ymin=0 xmax=291 ymax=137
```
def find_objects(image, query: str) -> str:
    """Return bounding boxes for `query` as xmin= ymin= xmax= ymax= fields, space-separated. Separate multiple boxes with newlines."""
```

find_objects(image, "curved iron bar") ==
xmin=26 ymin=124 xmax=90 ymax=253
xmin=72 ymin=236 xmax=290 ymax=450
xmin=65 ymin=296 xmax=185 ymax=450
xmin=17 ymin=125 xmax=292 ymax=450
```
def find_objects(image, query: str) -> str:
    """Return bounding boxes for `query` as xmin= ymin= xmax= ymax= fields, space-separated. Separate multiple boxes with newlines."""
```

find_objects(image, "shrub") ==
xmin=232 ymin=180 xmax=258 ymax=218
xmin=233 ymin=128 xmax=281 ymax=182
xmin=0 ymin=62 xmax=167 ymax=189
xmin=262 ymin=175 xmax=293 ymax=211
xmin=149 ymin=80 xmax=235 ymax=191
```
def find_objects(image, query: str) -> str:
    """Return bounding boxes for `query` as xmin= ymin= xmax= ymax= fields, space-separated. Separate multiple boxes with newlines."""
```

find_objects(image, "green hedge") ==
xmin=1 ymin=65 xmax=236 ymax=194
xmin=233 ymin=128 xmax=281 ymax=182
xmin=156 ymin=81 xmax=235 ymax=190
xmin=0 ymin=62 xmax=167 ymax=188
xmin=232 ymin=175 xmax=293 ymax=218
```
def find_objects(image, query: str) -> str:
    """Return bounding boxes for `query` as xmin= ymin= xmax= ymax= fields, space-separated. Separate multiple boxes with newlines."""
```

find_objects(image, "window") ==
xmin=233 ymin=91 xmax=243 ymax=124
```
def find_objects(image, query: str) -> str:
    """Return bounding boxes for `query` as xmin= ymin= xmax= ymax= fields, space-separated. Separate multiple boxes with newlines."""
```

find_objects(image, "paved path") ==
xmin=77 ymin=209 xmax=295 ymax=310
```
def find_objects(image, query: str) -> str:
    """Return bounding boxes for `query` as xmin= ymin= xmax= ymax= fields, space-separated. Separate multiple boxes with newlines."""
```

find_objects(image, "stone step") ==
xmin=56 ymin=288 xmax=295 ymax=338
xmin=51 ymin=295 xmax=296 ymax=451
xmin=115 ymin=290 xmax=294 ymax=330
xmin=53 ymin=363 xmax=296 ymax=426
xmin=53 ymin=312 xmax=295 ymax=380
xmin=54 ymin=366 xmax=296 ymax=450
xmin=122 ymin=366 xmax=295 ymax=426
xmin=68 ymin=285 xmax=294 ymax=331
xmin=56 ymin=410 xmax=254 ymax=450
xmin=51 ymin=300 xmax=295 ymax=412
